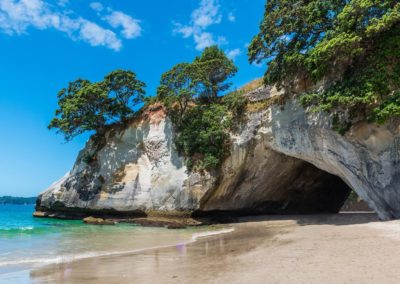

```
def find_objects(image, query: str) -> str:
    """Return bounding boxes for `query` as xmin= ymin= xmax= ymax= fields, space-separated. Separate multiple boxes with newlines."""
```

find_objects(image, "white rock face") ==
xmin=208 ymin=98 xmax=399 ymax=220
xmin=37 ymin=97 xmax=400 ymax=220
xmin=38 ymin=106 xmax=214 ymax=214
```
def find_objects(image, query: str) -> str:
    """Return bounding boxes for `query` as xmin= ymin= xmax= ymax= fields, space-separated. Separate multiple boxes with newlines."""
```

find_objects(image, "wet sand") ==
xmin=13 ymin=213 xmax=400 ymax=283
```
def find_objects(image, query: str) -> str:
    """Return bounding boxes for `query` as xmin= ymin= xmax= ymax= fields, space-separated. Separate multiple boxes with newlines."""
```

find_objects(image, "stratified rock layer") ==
xmin=37 ymin=92 xmax=400 ymax=220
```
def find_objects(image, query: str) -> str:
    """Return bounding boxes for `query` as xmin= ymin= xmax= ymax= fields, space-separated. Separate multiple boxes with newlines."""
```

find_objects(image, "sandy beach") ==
xmin=2 ymin=213 xmax=395 ymax=284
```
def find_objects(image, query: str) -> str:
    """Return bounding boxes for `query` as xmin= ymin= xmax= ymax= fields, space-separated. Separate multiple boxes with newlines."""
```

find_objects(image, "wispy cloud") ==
xmin=173 ymin=0 xmax=226 ymax=51
xmin=227 ymin=12 xmax=235 ymax=22
xmin=226 ymin=48 xmax=241 ymax=60
xmin=191 ymin=0 xmax=221 ymax=29
xmin=90 ymin=2 xmax=142 ymax=40
xmin=78 ymin=19 xmax=121 ymax=51
xmin=57 ymin=0 xmax=68 ymax=7
xmin=89 ymin=2 xmax=103 ymax=12
xmin=0 ymin=0 xmax=141 ymax=51
xmin=104 ymin=11 xmax=141 ymax=39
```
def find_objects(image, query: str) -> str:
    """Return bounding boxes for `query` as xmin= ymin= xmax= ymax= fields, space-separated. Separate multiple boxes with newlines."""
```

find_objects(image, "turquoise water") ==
xmin=0 ymin=204 xmax=83 ymax=236
xmin=0 ymin=205 xmax=229 ymax=276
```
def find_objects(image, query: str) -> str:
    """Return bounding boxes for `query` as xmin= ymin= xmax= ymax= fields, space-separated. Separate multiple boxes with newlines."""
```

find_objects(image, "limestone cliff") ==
xmin=36 ymin=89 xmax=400 ymax=220
xmin=37 ymin=105 xmax=215 ymax=217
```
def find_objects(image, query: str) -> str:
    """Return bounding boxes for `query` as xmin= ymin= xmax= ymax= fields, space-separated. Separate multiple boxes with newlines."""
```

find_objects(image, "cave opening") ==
xmin=340 ymin=190 xmax=373 ymax=213
xmin=200 ymin=148 xmax=373 ymax=216
xmin=248 ymin=159 xmax=354 ymax=215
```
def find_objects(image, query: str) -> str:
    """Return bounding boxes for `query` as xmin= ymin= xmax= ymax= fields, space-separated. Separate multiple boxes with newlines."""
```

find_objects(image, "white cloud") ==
xmin=173 ymin=0 xmax=226 ymax=51
xmin=228 ymin=12 xmax=235 ymax=22
xmin=57 ymin=0 xmax=68 ymax=7
xmin=191 ymin=0 xmax=221 ymax=29
xmin=89 ymin=2 xmax=103 ymax=12
xmin=104 ymin=11 xmax=141 ymax=39
xmin=193 ymin=32 xmax=213 ymax=50
xmin=78 ymin=19 xmax=121 ymax=50
xmin=90 ymin=3 xmax=142 ymax=40
xmin=173 ymin=22 xmax=193 ymax=38
xmin=226 ymin=48 xmax=241 ymax=60
xmin=0 ymin=0 xmax=60 ymax=34
xmin=0 ymin=0 xmax=142 ymax=51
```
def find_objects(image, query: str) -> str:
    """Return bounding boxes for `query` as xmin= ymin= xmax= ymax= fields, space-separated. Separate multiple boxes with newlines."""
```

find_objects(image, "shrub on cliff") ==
xmin=249 ymin=0 xmax=400 ymax=127
xmin=157 ymin=46 xmax=241 ymax=171
xmin=49 ymin=70 xmax=146 ymax=140
xmin=174 ymin=104 xmax=233 ymax=171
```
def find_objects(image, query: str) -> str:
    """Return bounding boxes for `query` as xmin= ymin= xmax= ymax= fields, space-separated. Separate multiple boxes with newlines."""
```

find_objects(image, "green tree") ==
xmin=157 ymin=63 xmax=199 ymax=124
xmin=194 ymin=45 xmax=238 ymax=101
xmin=49 ymin=70 xmax=146 ymax=140
xmin=248 ymin=0 xmax=348 ymax=87
xmin=249 ymin=0 xmax=400 ymax=126
xmin=155 ymin=46 xmax=242 ymax=170
xmin=103 ymin=70 xmax=146 ymax=120
xmin=174 ymin=104 xmax=232 ymax=170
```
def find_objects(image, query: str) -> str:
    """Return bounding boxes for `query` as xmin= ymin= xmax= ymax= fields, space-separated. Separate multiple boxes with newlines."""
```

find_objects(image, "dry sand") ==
xmin=20 ymin=213 xmax=400 ymax=283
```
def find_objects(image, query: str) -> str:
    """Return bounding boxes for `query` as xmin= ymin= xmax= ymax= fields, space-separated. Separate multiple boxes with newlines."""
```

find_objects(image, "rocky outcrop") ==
xmin=83 ymin=216 xmax=116 ymax=225
xmin=36 ymin=91 xmax=400 ymax=220
xmin=36 ymin=105 xmax=214 ymax=217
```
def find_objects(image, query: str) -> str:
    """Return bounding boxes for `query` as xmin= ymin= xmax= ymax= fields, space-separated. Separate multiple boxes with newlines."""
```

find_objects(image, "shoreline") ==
xmin=7 ymin=212 xmax=400 ymax=283
xmin=0 ymin=224 xmax=235 ymax=280
xmin=5 ymin=212 xmax=400 ymax=283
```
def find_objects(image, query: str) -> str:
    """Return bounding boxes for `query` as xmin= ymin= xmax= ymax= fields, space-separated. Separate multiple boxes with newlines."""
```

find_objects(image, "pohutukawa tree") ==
xmin=157 ymin=45 xmax=238 ymax=106
xmin=249 ymin=0 xmax=400 ymax=127
xmin=157 ymin=63 xmax=200 ymax=124
xmin=104 ymin=70 xmax=146 ymax=120
xmin=49 ymin=69 xmax=146 ymax=141
xmin=157 ymin=45 xmax=238 ymax=123
xmin=193 ymin=45 xmax=238 ymax=101
xmin=156 ymin=45 xmax=240 ymax=170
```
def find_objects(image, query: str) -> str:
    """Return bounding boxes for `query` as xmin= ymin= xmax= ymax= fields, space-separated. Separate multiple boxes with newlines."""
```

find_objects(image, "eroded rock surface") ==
xmin=37 ymin=105 xmax=214 ymax=217
xmin=36 ymin=93 xmax=400 ymax=220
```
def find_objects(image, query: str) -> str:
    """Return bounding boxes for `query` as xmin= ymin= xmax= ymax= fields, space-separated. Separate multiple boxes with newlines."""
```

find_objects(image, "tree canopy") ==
xmin=156 ymin=45 xmax=242 ymax=170
xmin=193 ymin=45 xmax=238 ymax=101
xmin=249 ymin=0 xmax=400 ymax=126
xmin=158 ymin=46 xmax=237 ymax=105
xmin=49 ymin=69 xmax=146 ymax=140
xmin=157 ymin=63 xmax=200 ymax=124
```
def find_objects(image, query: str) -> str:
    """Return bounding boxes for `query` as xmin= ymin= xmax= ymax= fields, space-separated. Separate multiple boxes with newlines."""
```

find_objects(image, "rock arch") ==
xmin=200 ymin=98 xmax=400 ymax=220
xmin=200 ymin=147 xmax=352 ymax=215
xmin=36 ymin=98 xmax=400 ymax=220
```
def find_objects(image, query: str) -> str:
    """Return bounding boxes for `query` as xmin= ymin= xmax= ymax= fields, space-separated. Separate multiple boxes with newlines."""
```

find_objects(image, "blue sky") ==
xmin=0 ymin=0 xmax=265 ymax=197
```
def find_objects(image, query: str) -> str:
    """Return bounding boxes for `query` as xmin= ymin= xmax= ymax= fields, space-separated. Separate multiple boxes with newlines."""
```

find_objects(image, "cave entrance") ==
xmin=201 ymin=148 xmax=362 ymax=215
xmin=340 ymin=190 xmax=373 ymax=213
xmin=247 ymin=157 xmax=353 ymax=214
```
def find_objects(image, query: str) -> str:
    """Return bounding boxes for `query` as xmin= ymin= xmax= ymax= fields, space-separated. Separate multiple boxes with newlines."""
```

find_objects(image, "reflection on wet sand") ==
xmin=29 ymin=213 xmax=400 ymax=284
xmin=30 ymin=220 xmax=288 ymax=283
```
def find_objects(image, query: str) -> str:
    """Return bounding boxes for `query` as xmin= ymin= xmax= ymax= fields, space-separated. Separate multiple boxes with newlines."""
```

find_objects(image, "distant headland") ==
xmin=0 ymin=196 xmax=36 ymax=205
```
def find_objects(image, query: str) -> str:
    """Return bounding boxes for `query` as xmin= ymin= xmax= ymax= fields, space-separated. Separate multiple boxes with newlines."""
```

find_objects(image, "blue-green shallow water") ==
xmin=0 ymin=204 xmax=231 ymax=277
xmin=0 ymin=204 xmax=83 ymax=236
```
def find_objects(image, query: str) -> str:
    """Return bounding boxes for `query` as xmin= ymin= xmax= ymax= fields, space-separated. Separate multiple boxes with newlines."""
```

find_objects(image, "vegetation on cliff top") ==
xmin=49 ymin=46 xmax=245 ymax=171
xmin=249 ymin=0 xmax=400 ymax=128
xmin=157 ymin=45 xmax=244 ymax=171
xmin=50 ymin=0 xmax=400 ymax=170
xmin=48 ymin=70 xmax=146 ymax=141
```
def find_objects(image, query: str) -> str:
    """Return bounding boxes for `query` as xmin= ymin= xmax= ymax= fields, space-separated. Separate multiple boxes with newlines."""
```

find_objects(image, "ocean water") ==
xmin=0 ymin=204 xmax=232 ymax=277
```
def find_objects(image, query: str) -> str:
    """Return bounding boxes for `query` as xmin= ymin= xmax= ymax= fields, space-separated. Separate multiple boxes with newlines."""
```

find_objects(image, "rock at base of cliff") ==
xmin=119 ymin=217 xmax=206 ymax=229
xmin=83 ymin=216 xmax=117 ymax=225
xmin=33 ymin=211 xmax=49 ymax=218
